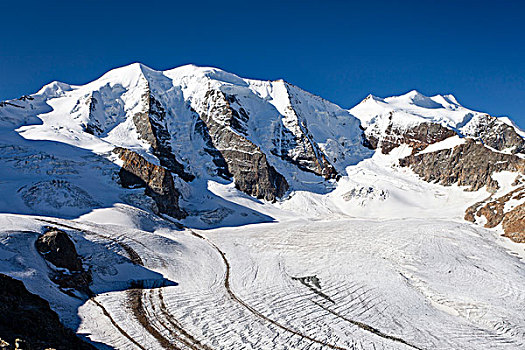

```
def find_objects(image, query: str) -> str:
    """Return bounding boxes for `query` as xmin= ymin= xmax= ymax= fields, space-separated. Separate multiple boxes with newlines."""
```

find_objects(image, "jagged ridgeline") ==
xmin=0 ymin=63 xmax=369 ymax=211
xmin=0 ymin=64 xmax=524 ymax=239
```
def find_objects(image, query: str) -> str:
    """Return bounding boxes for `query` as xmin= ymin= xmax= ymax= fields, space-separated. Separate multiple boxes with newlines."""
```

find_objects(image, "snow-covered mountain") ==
xmin=352 ymin=90 xmax=525 ymax=155
xmin=1 ymin=63 xmax=524 ymax=349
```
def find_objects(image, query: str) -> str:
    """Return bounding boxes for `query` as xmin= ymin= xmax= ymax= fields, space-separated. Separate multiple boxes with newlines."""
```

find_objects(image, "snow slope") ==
xmin=0 ymin=63 xmax=524 ymax=349
xmin=2 ymin=208 xmax=524 ymax=349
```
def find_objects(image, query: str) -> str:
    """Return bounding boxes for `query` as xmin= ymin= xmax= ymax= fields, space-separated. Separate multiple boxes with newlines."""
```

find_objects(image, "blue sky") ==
xmin=1 ymin=0 xmax=524 ymax=127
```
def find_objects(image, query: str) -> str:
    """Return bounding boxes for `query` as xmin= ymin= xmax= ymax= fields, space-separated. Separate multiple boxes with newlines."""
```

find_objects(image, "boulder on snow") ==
xmin=35 ymin=227 xmax=83 ymax=272
xmin=35 ymin=227 xmax=92 ymax=296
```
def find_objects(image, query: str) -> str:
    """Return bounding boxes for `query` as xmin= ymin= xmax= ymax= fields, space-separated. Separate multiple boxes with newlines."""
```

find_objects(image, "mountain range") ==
xmin=0 ymin=63 xmax=524 ymax=350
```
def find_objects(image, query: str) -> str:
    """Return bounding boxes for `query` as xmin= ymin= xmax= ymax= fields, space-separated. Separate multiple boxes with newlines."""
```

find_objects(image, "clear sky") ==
xmin=1 ymin=0 xmax=524 ymax=128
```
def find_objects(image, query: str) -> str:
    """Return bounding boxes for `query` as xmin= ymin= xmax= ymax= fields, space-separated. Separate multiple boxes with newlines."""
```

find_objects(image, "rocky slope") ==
xmin=114 ymin=147 xmax=186 ymax=218
xmin=399 ymin=139 xmax=525 ymax=192
xmin=196 ymin=88 xmax=289 ymax=200
xmin=352 ymin=91 xmax=525 ymax=242
xmin=0 ymin=273 xmax=96 ymax=350
xmin=461 ymin=114 xmax=525 ymax=154
xmin=465 ymin=185 xmax=525 ymax=243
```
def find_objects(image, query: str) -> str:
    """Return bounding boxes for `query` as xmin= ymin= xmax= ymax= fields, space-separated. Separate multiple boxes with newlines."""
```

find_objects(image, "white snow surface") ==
xmin=417 ymin=135 xmax=466 ymax=155
xmin=2 ymin=209 xmax=525 ymax=349
xmin=0 ymin=63 xmax=524 ymax=349
xmin=351 ymin=90 xmax=477 ymax=130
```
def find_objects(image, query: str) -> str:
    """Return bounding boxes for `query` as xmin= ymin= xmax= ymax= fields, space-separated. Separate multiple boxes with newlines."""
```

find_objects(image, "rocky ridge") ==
xmin=461 ymin=114 xmax=525 ymax=154
xmin=399 ymin=139 xmax=525 ymax=192
xmin=198 ymin=89 xmax=289 ymax=201
xmin=269 ymin=82 xmax=339 ymax=179
xmin=465 ymin=185 xmax=525 ymax=243
xmin=131 ymin=90 xmax=195 ymax=182
xmin=366 ymin=120 xmax=457 ymax=154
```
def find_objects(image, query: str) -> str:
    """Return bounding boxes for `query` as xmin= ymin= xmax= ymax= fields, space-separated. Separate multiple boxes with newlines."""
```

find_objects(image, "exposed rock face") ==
xmin=193 ymin=114 xmax=232 ymax=179
xmin=399 ymin=137 xmax=525 ymax=243
xmin=0 ymin=273 xmax=96 ymax=350
xmin=365 ymin=120 xmax=456 ymax=154
xmin=399 ymin=139 xmax=525 ymax=192
xmin=199 ymin=89 xmax=288 ymax=201
xmin=76 ymin=84 xmax=127 ymax=137
xmin=132 ymin=90 xmax=194 ymax=181
xmin=272 ymin=116 xmax=338 ymax=179
xmin=271 ymin=85 xmax=338 ymax=179
xmin=502 ymin=203 xmax=525 ymax=243
xmin=35 ymin=227 xmax=83 ymax=272
xmin=83 ymin=93 xmax=103 ymax=135
xmin=114 ymin=147 xmax=186 ymax=218
xmin=35 ymin=227 xmax=92 ymax=296
xmin=465 ymin=186 xmax=525 ymax=243
xmin=462 ymin=114 xmax=525 ymax=154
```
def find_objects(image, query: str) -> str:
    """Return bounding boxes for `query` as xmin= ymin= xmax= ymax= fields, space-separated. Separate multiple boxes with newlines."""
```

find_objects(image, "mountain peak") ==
xmin=362 ymin=94 xmax=385 ymax=103
xmin=90 ymin=62 xmax=152 ymax=90
xmin=440 ymin=93 xmax=460 ymax=105
xmin=106 ymin=62 xmax=151 ymax=75
xmin=36 ymin=81 xmax=73 ymax=98
xmin=164 ymin=64 xmax=248 ymax=87
xmin=385 ymin=90 xmax=445 ymax=109
xmin=404 ymin=89 xmax=425 ymax=98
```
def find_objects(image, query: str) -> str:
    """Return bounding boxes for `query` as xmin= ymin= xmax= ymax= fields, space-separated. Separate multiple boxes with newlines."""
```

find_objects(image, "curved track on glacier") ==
xmin=36 ymin=218 xmax=209 ymax=350
xmin=189 ymin=228 xmax=422 ymax=350
xmin=40 ymin=218 xmax=522 ymax=349
xmin=42 ymin=217 xmax=422 ymax=350
xmin=39 ymin=218 xmax=354 ymax=349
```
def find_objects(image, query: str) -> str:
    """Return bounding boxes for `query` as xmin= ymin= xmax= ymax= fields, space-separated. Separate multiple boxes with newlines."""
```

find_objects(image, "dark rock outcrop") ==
xmin=114 ymin=147 xmax=186 ymax=218
xmin=502 ymin=203 xmax=525 ymax=243
xmin=35 ymin=227 xmax=83 ymax=272
xmin=35 ymin=227 xmax=92 ymax=296
xmin=366 ymin=120 xmax=456 ymax=154
xmin=193 ymin=112 xmax=232 ymax=180
xmin=0 ymin=273 xmax=96 ymax=350
xmin=223 ymin=148 xmax=289 ymax=201
xmin=272 ymin=119 xmax=338 ymax=180
xmin=83 ymin=93 xmax=104 ymax=135
xmin=199 ymin=89 xmax=288 ymax=201
xmin=132 ymin=91 xmax=194 ymax=181
xmin=399 ymin=139 xmax=525 ymax=192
